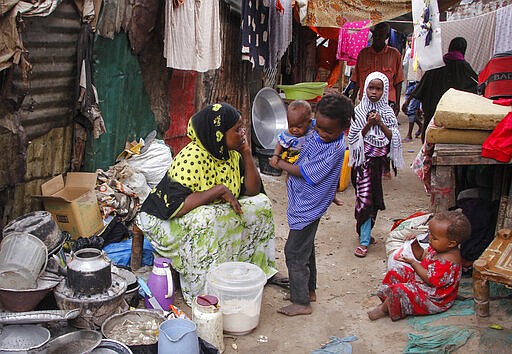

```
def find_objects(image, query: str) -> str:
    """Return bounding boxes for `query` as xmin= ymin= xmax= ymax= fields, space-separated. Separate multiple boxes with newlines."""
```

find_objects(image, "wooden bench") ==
xmin=473 ymin=228 xmax=512 ymax=317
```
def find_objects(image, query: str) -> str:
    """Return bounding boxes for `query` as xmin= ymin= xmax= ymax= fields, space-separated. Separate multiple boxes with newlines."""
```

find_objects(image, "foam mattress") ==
xmin=434 ymin=89 xmax=510 ymax=130
xmin=426 ymin=125 xmax=491 ymax=145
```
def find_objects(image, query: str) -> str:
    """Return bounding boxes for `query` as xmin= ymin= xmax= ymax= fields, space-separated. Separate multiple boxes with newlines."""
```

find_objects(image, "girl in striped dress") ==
xmin=348 ymin=71 xmax=404 ymax=258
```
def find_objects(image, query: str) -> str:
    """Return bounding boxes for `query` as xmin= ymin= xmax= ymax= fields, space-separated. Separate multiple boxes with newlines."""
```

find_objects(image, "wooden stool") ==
xmin=473 ymin=228 xmax=512 ymax=317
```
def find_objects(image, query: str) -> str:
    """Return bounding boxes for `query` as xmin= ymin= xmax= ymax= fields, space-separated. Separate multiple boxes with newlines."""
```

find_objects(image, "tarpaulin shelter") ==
xmin=302 ymin=0 xmax=461 ymax=27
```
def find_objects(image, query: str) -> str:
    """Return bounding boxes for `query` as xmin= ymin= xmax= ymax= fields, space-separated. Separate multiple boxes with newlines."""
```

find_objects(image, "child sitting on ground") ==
xmin=269 ymin=94 xmax=353 ymax=316
xmin=270 ymin=100 xmax=314 ymax=166
xmin=367 ymin=210 xmax=471 ymax=321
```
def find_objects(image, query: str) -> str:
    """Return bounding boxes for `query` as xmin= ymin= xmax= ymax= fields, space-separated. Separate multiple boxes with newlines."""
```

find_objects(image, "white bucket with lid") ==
xmin=205 ymin=262 xmax=267 ymax=335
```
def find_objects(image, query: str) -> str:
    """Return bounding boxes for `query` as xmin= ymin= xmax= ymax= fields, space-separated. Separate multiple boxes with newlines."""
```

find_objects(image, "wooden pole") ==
xmin=131 ymin=224 xmax=144 ymax=271
xmin=473 ymin=259 xmax=490 ymax=317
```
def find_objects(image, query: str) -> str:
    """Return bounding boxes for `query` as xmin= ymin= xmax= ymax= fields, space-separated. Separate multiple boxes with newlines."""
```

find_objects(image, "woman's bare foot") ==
xmin=277 ymin=303 xmax=312 ymax=316
xmin=283 ymin=290 xmax=316 ymax=302
xmin=367 ymin=303 xmax=387 ymax=321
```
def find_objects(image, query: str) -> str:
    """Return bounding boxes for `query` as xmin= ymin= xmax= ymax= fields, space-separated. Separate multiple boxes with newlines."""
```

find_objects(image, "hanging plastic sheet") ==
xmin=412 ymin=0 xmax=444 ymax=72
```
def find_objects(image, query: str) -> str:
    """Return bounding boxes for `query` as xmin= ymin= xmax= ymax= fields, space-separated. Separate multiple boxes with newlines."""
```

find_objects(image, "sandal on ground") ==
xmin=267 ymin=273 xmax=290 ymax=289
xmin=354 ymin=246 xmax=368 ymax=257
xmin=402 ymin=137 xmax=413 ymax=143
xmin=370 ymin=237 xmax=377 ymax=245
xmin=415 ymin=131 xmax=421 ymax=138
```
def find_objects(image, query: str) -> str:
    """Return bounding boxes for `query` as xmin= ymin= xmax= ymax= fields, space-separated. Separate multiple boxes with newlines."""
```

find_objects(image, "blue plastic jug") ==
xmin=158 ymin=318 xmax=199 ymax=354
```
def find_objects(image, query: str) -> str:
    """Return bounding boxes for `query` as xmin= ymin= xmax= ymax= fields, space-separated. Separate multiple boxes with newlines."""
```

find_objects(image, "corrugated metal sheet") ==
xmin=12 ymin=1 xmax=80 ymax=140
xmin=1 ymin=2 xmax=80 ymax=224
xmin=86 ymin=31 xmax=156 ymax=171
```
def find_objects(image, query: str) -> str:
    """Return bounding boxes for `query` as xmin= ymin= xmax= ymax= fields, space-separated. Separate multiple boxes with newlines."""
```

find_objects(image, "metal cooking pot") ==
xmin=66 ymin=248 xmax=111 ymax=295
xmin=251 ymin=87 xmax=287 ymax=149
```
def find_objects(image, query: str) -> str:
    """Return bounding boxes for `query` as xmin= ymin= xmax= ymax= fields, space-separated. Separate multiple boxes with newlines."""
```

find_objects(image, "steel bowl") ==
xmin=91 ymin=339 xmax=133 ymax=354
xmin=45 ymin=330 xmax=102 ymax=354
xmin=251 ymin=87 xmax=287 ymax=149
xmin=0 ymin=324 xmax=50 ymax=353
xmin=0 ymin=272 xmax=61 ymax=312
xmin=101 ymin=309 xmax=166 ymax=353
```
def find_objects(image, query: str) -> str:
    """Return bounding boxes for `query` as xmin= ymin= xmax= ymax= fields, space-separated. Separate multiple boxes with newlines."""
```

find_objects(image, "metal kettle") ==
xmin=66 ymin=248 xmax=112 ymax=295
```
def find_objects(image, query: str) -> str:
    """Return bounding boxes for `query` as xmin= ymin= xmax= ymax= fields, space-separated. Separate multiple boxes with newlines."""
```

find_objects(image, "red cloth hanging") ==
xmin=481 ymin=112 xmax=512 ymax=163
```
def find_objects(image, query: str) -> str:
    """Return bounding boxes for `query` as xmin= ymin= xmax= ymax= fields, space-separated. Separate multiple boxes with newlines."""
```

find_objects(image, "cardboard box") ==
xmin=37 ymin=172 xmax=103 ymax=239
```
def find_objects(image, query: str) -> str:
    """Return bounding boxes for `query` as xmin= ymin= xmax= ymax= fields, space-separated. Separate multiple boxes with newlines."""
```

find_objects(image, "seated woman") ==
xmin=136 ymin=103 xmax=277 ymax=305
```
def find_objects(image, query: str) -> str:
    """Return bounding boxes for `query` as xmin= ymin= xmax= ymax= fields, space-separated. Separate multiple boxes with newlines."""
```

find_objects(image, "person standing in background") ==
xmin=412 ymin=37 xmax=478 ymax=142
xmin=350 ymin=22 xmax=404 ymax=117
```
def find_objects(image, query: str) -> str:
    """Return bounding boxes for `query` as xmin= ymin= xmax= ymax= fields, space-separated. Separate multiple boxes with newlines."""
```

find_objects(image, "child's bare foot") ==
xmin=283 ymin=290 xmax=316 ymax=302
xmin=367 ymin=304 xmax=387 ymax=320
xmin=333 ymin=196 xmax=344 ymax=206
xmin=277 ymin=303 xmax=312 ymax=316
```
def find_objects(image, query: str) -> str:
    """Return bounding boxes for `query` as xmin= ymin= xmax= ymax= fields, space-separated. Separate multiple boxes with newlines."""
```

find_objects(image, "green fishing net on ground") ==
xmin=404 ymin=283 xmax=512 ymax=353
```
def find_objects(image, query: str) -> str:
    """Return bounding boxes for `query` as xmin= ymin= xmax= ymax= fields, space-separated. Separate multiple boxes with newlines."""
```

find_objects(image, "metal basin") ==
xmin=0 ymin=272 xmax=61 ymax=312
xmin=45 ymin=330 xmax=102 ymax=354
xmin=0 ymin=324 xmax=50 ymax=353
xmin=251 ymin=87 xmax=287 ymax=149
xmin=91 ymin=339 xmax=133 ymax=354
xmin=101 ymin=309 xmax=166 ymax=353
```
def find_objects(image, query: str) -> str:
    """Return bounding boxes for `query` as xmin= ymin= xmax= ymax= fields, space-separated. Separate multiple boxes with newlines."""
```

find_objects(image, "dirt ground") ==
xmin=173 ymin=113 xmax=512 ymax=353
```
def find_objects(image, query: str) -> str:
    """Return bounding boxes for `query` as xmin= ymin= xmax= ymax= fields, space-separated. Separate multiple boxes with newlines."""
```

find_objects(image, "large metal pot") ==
xmin=66 ymin=248 xmax=111 ymax=295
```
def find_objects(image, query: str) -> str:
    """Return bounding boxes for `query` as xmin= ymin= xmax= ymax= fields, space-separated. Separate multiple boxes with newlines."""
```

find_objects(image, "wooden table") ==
xmin=431 ymin=144 xmax=510 ymax=212
xmin=473 ymin=229 xmax=512 ymax=317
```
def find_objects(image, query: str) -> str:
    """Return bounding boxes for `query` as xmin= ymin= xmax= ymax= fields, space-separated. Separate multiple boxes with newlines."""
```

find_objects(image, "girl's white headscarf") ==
xmin=348 ymin=71 xmax=404 ymax=169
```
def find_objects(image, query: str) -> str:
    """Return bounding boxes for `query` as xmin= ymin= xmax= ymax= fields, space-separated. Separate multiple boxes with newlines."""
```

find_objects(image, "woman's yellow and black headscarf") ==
xmin=189 ymin=103 xmax=241 ymax=160
xmin=140 ymin=103 xmax=244 ymax=219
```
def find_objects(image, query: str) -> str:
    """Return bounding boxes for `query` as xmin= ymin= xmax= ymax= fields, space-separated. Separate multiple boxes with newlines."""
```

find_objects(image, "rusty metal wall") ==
xmin=13 ymin=1 xmax=80 ymax=140
xmin=1 ymin=1 xmax=80 ymax=227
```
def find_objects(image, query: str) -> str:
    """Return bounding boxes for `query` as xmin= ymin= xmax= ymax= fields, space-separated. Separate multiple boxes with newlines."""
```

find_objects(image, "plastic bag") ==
xmin=125 ymin=140 xmax=173 ymax=188
xmin=103 ymin=237 xmax=155 ymax=267
xmin=123 ymin=170 xmax=151 ymax=203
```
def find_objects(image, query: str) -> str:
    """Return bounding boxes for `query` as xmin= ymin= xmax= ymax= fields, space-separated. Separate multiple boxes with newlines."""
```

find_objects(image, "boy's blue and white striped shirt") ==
xmin=287 ymin=131 xmax=346 ymax=230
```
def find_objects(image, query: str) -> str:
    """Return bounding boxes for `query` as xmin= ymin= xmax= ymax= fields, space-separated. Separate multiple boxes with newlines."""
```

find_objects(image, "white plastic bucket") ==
xmin=206 ymin=262 xmax=266 ymax=335
xmin=0 ymin=232 xmax=47 ymax=289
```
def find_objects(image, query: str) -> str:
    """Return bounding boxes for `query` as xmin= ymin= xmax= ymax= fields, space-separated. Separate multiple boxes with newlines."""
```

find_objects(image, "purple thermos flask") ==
xmin=145 ymin=257 xmax=175 ymax=310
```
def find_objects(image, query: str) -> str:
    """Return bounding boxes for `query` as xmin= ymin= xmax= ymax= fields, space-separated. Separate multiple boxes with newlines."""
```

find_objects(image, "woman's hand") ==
xmin=219 ymin=185 xmax=243 ymax=214
xmin=236 ymin=127 xmax=251 ymax=155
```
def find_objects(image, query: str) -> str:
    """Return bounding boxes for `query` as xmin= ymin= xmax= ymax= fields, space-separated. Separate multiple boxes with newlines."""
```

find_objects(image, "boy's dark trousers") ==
xmin=285 ymin=219 xmax=320 ymax=305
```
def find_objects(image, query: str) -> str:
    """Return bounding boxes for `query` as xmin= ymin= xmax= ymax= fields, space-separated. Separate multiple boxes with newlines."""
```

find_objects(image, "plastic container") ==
xmin=192 ymin=295 xmax=224 ymax=353
xmin=338 ymin=149 xmax=351 ymax=192
xmin=205 ymin=262 xmax=267 ymax=335
xmin=277 ymin=82 xmax=327 ymax=100
xmin=0 ymin=232 xmax=47 ymax=290
xmin=146 ymin=257 xmax=175 ymax=310
xmin=158 ymin=318 xmax=199 ymax=354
